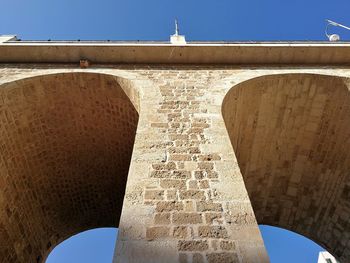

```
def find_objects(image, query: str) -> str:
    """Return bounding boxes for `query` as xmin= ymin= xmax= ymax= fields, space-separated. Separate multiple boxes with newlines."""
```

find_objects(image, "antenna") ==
xmin=325 ymin=19 xmax=350 ymax=41
xmin=175 ymin=19 xmax=179 ymax=36
xmin=170 ymin=19 xmax=186 ymax=44
xmin=326 ymin=19 xmax=350 ymax=31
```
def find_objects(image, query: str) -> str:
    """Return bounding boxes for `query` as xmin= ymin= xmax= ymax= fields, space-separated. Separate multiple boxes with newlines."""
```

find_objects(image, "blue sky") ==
xmin=2 ymin=0 xmax=347 ymax=262
xmin=46 ymin=226 xmax=324 ymax=263
xmin=46 ymin=228 xmax=117 ymax=263
xmin=1 ymin=0 xmax=350 ymax=41
xmin=260 ymin=225 xmax=324 ymax=263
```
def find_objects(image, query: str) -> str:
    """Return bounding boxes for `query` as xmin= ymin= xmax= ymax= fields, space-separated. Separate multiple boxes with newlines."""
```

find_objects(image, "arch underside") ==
xmin=223 ymin=74 xmax=350 ymax=262
xmin=0 ymin=73 xmax=138 ymax=262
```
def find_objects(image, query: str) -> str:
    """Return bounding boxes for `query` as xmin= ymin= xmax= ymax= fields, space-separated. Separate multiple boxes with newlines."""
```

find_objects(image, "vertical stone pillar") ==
xmin=114 ymin=70 xmax=269 ymax=263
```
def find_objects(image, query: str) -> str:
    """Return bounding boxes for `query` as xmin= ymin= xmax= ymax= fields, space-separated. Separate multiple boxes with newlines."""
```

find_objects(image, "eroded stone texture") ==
xmin=1 ymin=66 xmax=350 ymax=263
xmin=0 ymin=72 xmax=138 ymax=262
xmin=116 ymin=69 xmax=267 ymax=263
xmin=223 ymin=74 xmax=350 ymax=262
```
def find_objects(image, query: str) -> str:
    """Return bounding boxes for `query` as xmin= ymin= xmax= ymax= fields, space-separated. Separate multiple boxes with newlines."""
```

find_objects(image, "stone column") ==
xmin=114 ymin=70 xmax=269 ymax=263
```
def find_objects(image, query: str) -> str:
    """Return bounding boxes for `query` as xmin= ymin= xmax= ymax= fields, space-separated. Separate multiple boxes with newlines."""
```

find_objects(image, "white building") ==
xmin=318 ymin=251 xmax=340 ymax=263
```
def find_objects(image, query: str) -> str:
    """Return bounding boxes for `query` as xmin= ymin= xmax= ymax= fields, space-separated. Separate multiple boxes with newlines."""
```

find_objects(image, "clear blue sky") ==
xmin=46 ymin=226 xmax=324 ymax=263
xmin=46 ymin=228 xmax=117 ymax=263
xmin=260 ymin=225 xmax=324 ymax=263
xmin=1 ymin=0 xmax=350 ymax=41
xmin=2 ymin=0 xmax=346 ymax=262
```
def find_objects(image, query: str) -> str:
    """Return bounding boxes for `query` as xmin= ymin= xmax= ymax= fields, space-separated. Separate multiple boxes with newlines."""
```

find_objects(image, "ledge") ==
xmin=1 ymin=39 xmax=350 ymax=65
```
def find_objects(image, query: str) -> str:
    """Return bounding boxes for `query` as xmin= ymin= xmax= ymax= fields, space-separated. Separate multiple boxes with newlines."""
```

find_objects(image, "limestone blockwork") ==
xmin=1 ymin=67 xmax=350 ymax=263
xmin=223 ymin=74 xmax=350 ymax=262
xmin=0 ymin=73 xmax=139 ymax=262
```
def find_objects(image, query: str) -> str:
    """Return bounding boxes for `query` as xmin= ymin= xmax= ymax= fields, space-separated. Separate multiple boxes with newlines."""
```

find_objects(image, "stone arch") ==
xmin=0 ymin=72 xmax=139 ymax=262
xmin=222 ymin=73 xmax=350 ymax=262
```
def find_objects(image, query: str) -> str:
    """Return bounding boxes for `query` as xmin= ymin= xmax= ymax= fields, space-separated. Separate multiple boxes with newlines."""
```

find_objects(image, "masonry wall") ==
xmin=114 ymin=69 xmax=268 ymax=263
xmin=0 ymin=65 xmax=349 ymax=263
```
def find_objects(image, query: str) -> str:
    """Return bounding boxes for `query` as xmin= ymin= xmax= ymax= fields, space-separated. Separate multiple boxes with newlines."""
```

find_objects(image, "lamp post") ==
xmin=325 ymin=19 xmax=350 ymax=42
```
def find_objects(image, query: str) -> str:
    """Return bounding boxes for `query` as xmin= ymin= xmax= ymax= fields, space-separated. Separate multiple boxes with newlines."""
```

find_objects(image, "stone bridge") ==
xmin=0 ymin=37 xmax=350 ymax=262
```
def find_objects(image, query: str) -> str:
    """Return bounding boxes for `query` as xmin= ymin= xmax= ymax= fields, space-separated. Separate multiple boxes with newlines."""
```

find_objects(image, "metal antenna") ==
xmin=170 ymin=19 xmax=186 ymax=44
xmin=175 ymin=19 xmax=179 ymax=36
xmin=326 ymin=19 xmax=350 ymax=31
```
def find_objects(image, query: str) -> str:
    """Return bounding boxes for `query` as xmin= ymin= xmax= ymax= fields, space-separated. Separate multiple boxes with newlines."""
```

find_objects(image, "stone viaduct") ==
xmin=0 ymin=35 xmax=350 ymax=262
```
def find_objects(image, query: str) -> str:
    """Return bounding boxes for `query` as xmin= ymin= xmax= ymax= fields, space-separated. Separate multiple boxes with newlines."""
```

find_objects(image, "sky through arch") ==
xmin=46 ymin=228 xmax=118 ymax=263
xmin=259 ymin=225 xmax=325 ymax=263
xmin=46 ymin=226 xmax=326 ymax=262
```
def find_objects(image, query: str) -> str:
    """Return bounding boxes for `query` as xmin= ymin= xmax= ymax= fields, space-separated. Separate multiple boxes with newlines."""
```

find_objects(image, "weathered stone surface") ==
xmin=160 ymin=179 xmax=186 ymax=190
xmin=220 ymin=241 xmax=235 ymax=250
xmin=154 ymin=213 xmax=171 ymax=225
xmin=206 ymin=252 xmax=238 ymax=263
xmin=0 ymin=65 xmax=349 ymax=263
xmin=172 ymin=213 xmax=203 ymax=224
xmin=198 ymin=226 xmax=228 ymax=239
xmin=193 ymin=253 xmax=205 ymax=263
xmin=222 ymin=73 xmax=350 ymax=262
xmin=144 ymin=190 xmax=164 ymax=200
xmin=179 ymin=190 xmax=206 ymax=200
xmin=0 ymin=72 xmax=139 ymax=263
xmin=173 ymin=226 xmax=188 ymax=239
xmin=197 ymin=201 xmax=223 ymax=212
xmin=178 ymin=240 xmax=209 ymax=251
xmin=146 ymin=227 xmax=170 ymax=240
xmin=156 ymin=201 xmax=184 ymax=212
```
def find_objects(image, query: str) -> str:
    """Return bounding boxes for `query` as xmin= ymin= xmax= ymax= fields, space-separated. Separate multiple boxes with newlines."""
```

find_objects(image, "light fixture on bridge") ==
xmin=325 ymin=19 xmax=350 ymax=42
